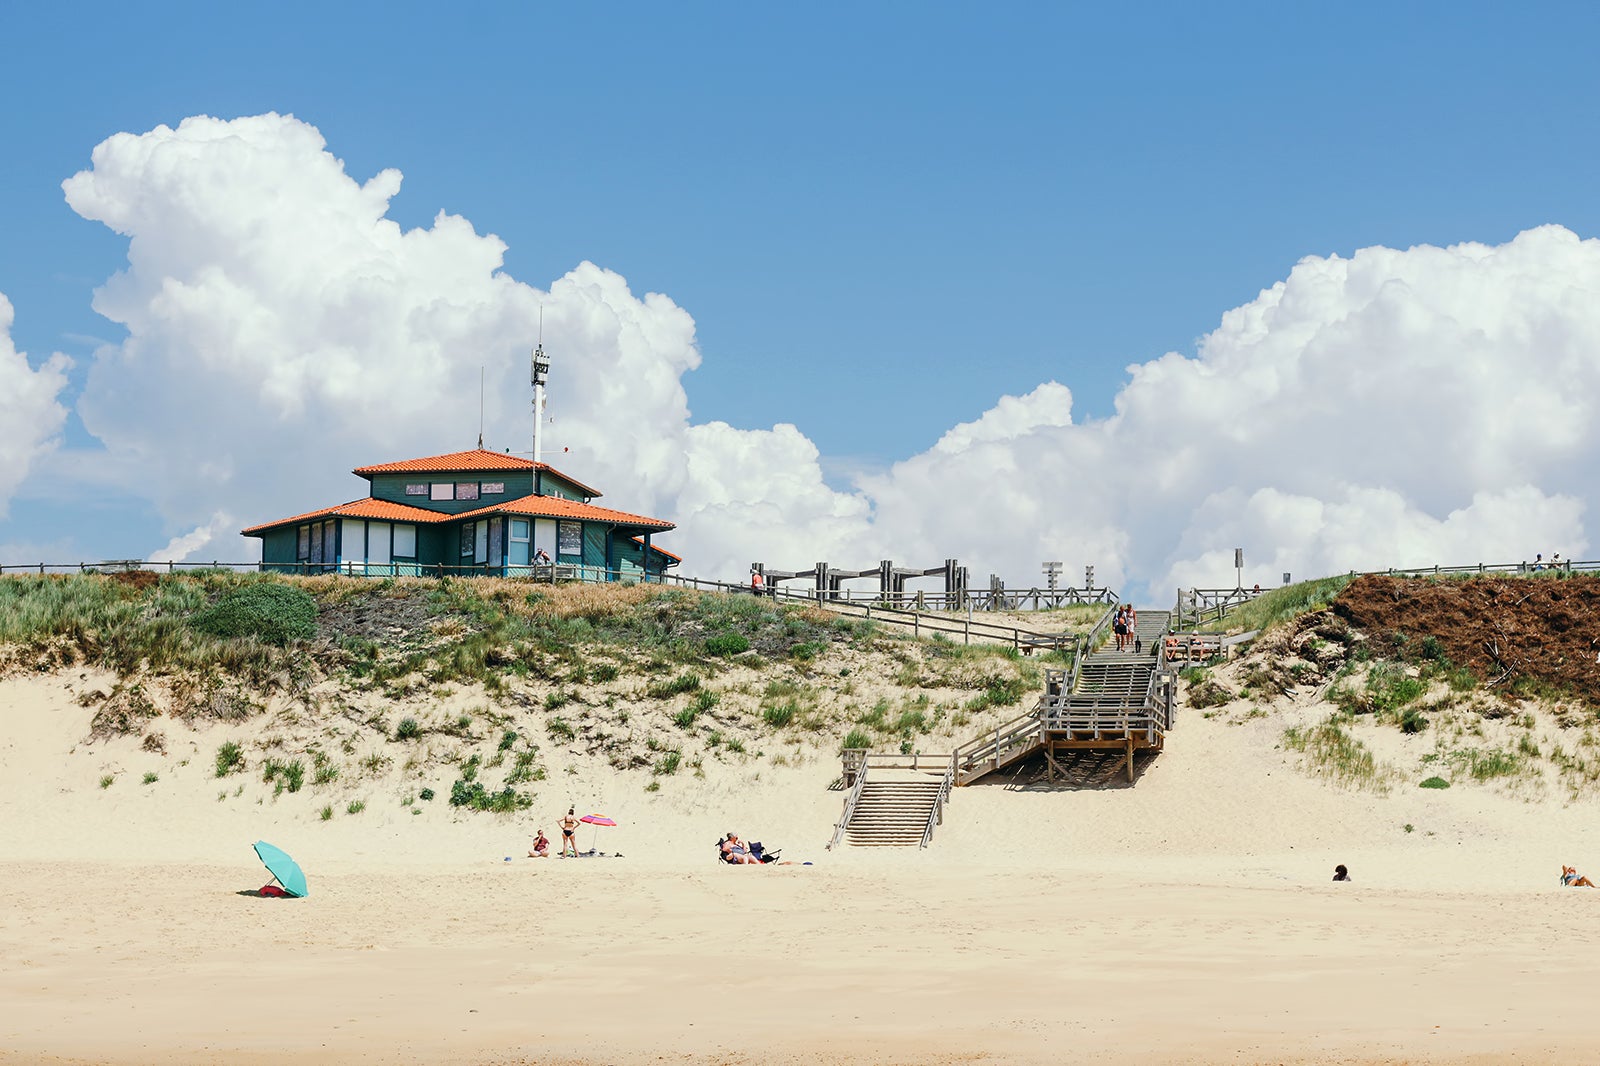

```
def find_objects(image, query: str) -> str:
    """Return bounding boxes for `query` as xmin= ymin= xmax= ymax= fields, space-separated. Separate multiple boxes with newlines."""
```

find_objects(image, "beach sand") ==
xmin=4 ymin=672 xmax=1599 ymax=1064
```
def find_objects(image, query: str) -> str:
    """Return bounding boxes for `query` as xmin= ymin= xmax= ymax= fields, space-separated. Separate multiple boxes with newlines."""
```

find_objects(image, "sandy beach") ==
xmin=5 ymin=667 xmax=1600 ymax=1065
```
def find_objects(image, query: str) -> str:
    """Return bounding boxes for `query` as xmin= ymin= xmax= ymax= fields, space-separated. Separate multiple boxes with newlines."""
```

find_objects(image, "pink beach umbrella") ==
xmin=578 ymin=813 xmax=617 ymax=854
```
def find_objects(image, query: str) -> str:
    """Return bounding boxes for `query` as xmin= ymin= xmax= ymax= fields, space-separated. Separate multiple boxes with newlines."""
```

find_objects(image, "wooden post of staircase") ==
xmin=1126 ymin=736 xmax=1135 ymax=783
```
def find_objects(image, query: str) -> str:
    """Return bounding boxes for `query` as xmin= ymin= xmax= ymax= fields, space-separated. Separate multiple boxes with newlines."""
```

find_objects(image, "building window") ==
xmin=460 ymin=523 xmax=475 ymax=557
xmin=297 ymin=526 xmax=310 ymax=561
xmin=393 ymin=524 xmax=417 ymax=559
xmin=558 ymin=520 xmax=582 ymax=557
xmin=404 ymin=483 xmax=428 ymax=496
xmin=475 ymin=522 xmax=488 ymax=563
xmin=431 ymin=483 xmax=453 ymax=501
xmin=482 ymin=482 xmax=504 ymax=495
xmin=509 ymin=518 xmax=530 ymax=565
xmin=455 ymin=482 xmax=479 ymax=501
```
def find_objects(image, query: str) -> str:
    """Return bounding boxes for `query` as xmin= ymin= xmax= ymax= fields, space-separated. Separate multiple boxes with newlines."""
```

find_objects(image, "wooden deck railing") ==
xmin=921 ymin=754 xmax=957 ymax=849
xmin=828 ymin=756 xmax=870 ymax=851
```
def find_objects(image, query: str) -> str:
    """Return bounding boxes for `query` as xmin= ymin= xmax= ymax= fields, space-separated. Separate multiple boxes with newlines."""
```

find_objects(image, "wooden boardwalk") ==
xmin=953 ymin=609 xmax=1175 ymax=785
xmin=832 ymin=606 xmax=1178 ymax=846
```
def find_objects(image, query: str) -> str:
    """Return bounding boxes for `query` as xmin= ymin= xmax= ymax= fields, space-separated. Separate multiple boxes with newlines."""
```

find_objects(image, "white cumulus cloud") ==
xmin=0 ymin=293 xmax=72 ymax=520
xmin=54 ymin=113 xmax=1600 ymax=596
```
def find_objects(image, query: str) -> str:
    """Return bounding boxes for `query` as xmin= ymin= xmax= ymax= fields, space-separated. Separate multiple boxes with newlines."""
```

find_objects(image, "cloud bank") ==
xmin=0 ymin=294 xmax=71 ymax=520
xmin=45 ymin=114 xmax=1600 ymax=596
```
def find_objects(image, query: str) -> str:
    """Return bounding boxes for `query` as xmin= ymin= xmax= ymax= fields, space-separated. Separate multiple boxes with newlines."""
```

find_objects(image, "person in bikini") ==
xmin=559 ymin=808 xmax=580 ymax=857
xmin=1561 ymin=865 xmax=1595 ymax=887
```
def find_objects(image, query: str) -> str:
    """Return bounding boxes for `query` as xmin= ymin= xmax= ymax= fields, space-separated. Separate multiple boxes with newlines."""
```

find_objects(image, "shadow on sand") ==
xmin=962 ymin=748 xmax=1160 ymax=792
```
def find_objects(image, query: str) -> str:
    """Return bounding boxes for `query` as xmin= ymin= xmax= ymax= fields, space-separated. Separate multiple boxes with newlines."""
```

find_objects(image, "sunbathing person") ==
xmin=529 ymin=829 xmax=550 ymax=858
xmin=1561 ymin=865 xmax=1596 ymax=887
xmin=720 ymin=833 xmax=764 ymax=865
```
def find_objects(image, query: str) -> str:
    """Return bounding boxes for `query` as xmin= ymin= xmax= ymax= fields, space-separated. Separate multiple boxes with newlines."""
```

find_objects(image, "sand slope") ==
xmin=4 ymin=669 xmax=1600 ymax=1064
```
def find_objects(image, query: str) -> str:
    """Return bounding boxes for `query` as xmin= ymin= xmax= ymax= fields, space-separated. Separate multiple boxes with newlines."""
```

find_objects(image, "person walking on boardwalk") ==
xmin=1112 ymin=605 xmax=1129 ymax=651
xmin=559 ymin=807 xmax=580 ymax=857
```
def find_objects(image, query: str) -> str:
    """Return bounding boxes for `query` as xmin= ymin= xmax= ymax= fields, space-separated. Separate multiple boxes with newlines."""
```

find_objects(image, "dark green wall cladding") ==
xmin=261 ymin=528 xmax=300 ymax=566
xmin=583 ymin=524 xmax=608 ymax=568
xmin=368 ymin=473 xmax=535 ymax=515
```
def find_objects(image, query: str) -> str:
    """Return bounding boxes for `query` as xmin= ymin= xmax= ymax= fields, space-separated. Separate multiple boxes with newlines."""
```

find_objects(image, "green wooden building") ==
xmin=243 ymin=449 xmax=679 ymax=579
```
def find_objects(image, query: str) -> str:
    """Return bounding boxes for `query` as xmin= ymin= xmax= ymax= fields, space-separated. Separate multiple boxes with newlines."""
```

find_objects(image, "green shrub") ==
xmin=320 ymin=805 xmax=334 ymax=821
xmin=895 ymin=709 xmax=930 ymax=734
xmin=312 ymin=754 xmax=339 ymax=786
xmin=841 ymin=728 xmax=872 ymax=751
xmin=1419 ymin=776 xmax=1450 ymax=789
xmin=1187 ymin=679 xmax=1234 ymax=709
xmin=653 ymin=750 xmax=682 ymax=776
xmin=646 ymin=672 xmax=701 ymax=699
xmin=762 ymin=701 xmax=797 ymax=728
xmin=419 ymin=787 xmax=435 ymax=801
xmin=591 ymin=662 xmax=620 ymax=683
xmin=673 ymin=706 xmax=699 ymax=729
xmin=546 ymin=716 xmax=575 ymax=741
xmin=215 ymin=741 xmax=245 ymax=778
xmin=346 ymin=799 xmax=366 ymax=815
xmin=394 ymin=716 xmax=422 ymax=741
xmin=262 ymin=758 xmax=305 ymax=793
xmin=99 ymin=774 xmax=114 ymax=789
xmin=705 ymin=632 xmax=750 ymax=656
xmin=192 ymin=582 xmax=317 ymax=645
xmin=1398 ymin=707 xmax=1428 ymax=734
xmin=498 ymin=730 xmax=518 ymax=752
xmin=142 ymin=771 xmax=159 ymax=785
xmin=449 ymin=777 xmax=531 ymax=812
xmin=691 ymin=689 xmax=720 ymax=714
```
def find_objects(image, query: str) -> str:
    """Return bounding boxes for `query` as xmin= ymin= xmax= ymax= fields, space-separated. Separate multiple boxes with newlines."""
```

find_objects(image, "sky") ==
xmin=4 ymin=3 xmax=1600 ymax=600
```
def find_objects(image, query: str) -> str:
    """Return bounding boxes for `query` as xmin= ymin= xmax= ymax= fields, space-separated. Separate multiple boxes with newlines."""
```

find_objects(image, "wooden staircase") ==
xmin=833 ymin=766 xmax=952 ymax=848
xmin=954 ymin=608 xmax=1174 ymax=785
xmin=832 ymin=604 xmax=1177 ymax=843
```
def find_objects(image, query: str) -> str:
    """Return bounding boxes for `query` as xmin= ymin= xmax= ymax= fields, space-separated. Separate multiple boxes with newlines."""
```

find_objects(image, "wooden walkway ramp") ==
xmin=953 ymin=609 xmax=1175 ymax=785
xmin=830 ymin=607 xmax=1176 ymax=847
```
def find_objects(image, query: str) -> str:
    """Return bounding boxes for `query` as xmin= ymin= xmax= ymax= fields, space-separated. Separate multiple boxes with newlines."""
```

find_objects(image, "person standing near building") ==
xmin=750 ymin=568 xmax=764 ymax=596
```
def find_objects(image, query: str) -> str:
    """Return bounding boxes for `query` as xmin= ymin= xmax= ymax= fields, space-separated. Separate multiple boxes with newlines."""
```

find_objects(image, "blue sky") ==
xmin=4 ymin=3 xmax=1600 ymax=590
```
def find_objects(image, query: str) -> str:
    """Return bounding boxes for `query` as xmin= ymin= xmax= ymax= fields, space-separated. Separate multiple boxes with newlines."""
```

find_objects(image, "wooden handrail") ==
xmin=920 ymin=754 xmax=957 ymax=849
xmin=828 ymin=759 xmax=870 ymax=851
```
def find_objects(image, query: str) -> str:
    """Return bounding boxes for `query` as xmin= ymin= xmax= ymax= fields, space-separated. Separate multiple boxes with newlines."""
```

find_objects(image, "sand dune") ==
xmin=4 ymin=668 xmax=1600 ymax=1064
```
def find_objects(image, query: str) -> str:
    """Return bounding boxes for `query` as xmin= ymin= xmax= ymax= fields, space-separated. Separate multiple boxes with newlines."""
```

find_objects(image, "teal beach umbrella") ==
xmin=253 ymin=840 xmax=309 ymax=897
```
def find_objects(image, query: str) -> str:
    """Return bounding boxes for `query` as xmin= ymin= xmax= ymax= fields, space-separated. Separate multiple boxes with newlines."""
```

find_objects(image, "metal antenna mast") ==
xmin=531 ymin=306 xmax=550 ymax=465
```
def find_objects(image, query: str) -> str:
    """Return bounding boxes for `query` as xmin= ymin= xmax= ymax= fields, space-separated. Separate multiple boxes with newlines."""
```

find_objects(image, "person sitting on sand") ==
xmin=529 ymin=829 xmax=549 ymax=858
xmin=1333 ymin=864 xmax=1351 ymax=882
xmin=721 ymin=832 xmax=763 ymax=865
xmin=1561 ymin=865 xmax=1595 ymax=887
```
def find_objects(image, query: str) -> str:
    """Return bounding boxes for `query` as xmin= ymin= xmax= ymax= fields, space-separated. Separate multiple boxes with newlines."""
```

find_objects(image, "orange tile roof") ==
xmin=631 ymin=536 xmax=682 ymax=563
xmin=457 ymin=494 xmax=674 ymax=531
xmin=353 ymin=448 xmax=533 ymax=475
xmin=241 ymin=497 xmax=452 ymax=535
xmin=351 ymin=449 xmax=602 ymax=498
